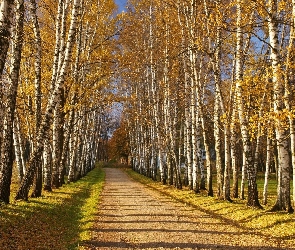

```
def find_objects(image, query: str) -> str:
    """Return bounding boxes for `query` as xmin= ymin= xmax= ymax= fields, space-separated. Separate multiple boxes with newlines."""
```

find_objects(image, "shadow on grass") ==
xmin=0 ymin=167 xmax=104 ymax=250
xmin=125 ymin=169 xmax=295 ymax=245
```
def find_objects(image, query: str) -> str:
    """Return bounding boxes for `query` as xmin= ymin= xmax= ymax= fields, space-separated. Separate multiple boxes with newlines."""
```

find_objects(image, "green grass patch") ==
xmin=125 ymin=168 xmax=295 ymax=245
xmin=0 ymin=166 xmax=105 ymax=250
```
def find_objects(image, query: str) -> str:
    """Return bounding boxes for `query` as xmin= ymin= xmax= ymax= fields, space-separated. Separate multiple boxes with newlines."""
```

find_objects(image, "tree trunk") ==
xmin=240 ymin=151 xmax=246 ymax=199
xmin=0 ymin=0 xmax=14 ymax=76
xmin=212 ymin=28 xmax=224 ymax=199
xmin=223 ymin=123 xmax=232 ymax=202
xmin=30 ymin=0 xmax=43 ymax=198
xmin=59 ymin=95 xmax=76 ymax=185
xmin=263 ymin=132 xmax=272 ymax=205
xmin=51 ymin=92 xmax=65 ymax=188
xmin=13 ymin=114 xmax=24 ymax=183
xmin=284 ymin=0 xmax=295 ymax=207
xmin=0 ymin=0 xmax=24 ymax=203
xmin=200 ymin=105 xmax=213 ymax=196
xmin=236 ymin=0 xmax=261 ymax=208
xmin=268 ymin=0 xmax=293 ymax=213
xmin=231 ymin=111 xmax=239 ymax=198
xmin=43 ymin=139 xmax=52 ymax=191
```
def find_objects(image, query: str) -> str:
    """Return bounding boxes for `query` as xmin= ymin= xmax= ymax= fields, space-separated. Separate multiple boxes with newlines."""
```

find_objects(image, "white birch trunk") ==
xmin=253 ymin=95 xmax=266 ymax=176
xmin=185 ymin=82 xmax=193 ymax=189
xmin=149 ymin=3 xmax=166 ymax=184
xmin=236 ymin=0 xmax=261 ymax=207
xmin=0 ymin=0 xmax=24 ymax=203
xmin=195 ymin=56 xmax=205 ymax=191
xmin=59 ymin=94 xmax=76 ymax=185
xmin=263 ymin=129 xmax=272 ymax=205
xmin=240 ymin=151 xmax=246 ymax=200
xmin=223 ymin=122 xmax=231 ymax=201
xmin=51 ymin=96 xmax=64 ymax=188
xmin=50 ymin=0 xmax=63 ymax=89
xmin=13 ymin=115 xmax=24 ymax=183
xmin=29 ymin=0 xmax=43 ymax=198
xmin=200 ymin=105 xmax=213 ymax=196
xmin=191 ymin=73 xmax=199 ymax=192
xmin=68 ymin=111 xmax=80 ymax=182
xmin=268 ymin=0 xmax=293 ymax=212
xmin=0 ymin=0 xmax=14 ymax=75
xmin=203 ymin=0 xmax=224 ymax=198
xmin=285 ymin=0 xmax=295 ymax=207
xmin=29 ymin=0 xmax=42 ymax=132
xmin=231 ymin=107 xmax=239 ymax=198
xmin=43 ymin=139 xmax=52 ymax=191
xmin=212 ymin=32 xmax=223 ymax=199
xmin=230 ymin=52 xmax=240 ymax=198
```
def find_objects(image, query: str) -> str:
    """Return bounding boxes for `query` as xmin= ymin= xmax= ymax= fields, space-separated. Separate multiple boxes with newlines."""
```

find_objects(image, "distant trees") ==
xmin=108 ymin=121 xmax=130 ymax=163
xmin=0 ymin=0 xmax=119 ymax=203
xmin=118 ymin=0 xmax=295 ymax=212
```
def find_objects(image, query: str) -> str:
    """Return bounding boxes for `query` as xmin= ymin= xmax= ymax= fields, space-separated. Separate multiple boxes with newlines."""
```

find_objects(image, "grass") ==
xmin=0 ymin=165 xmax=105 ymax=250
xmin=2 ymin=162 xmax=294 ymax=248
xmin=125 ymin=168 xmax=295 ymax=246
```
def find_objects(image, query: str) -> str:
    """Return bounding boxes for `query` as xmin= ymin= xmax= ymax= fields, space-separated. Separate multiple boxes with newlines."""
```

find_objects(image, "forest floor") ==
xmin=81 ymin=168 xmax=295 ymax=250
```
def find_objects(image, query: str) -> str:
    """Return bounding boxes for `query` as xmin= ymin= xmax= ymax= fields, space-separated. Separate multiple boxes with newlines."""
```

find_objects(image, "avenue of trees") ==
xmin=0 ymin=0 xmax=118 ymax=203
xmin=1 ymin=0 xmax=295 ymax=215
xmin=117 ymin=0 xmax=295 ymax=212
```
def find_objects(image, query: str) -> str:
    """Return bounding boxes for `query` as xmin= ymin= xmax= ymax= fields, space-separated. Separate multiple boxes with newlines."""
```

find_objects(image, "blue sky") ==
xmin=115 ymin=0 xmax=127 ymax=12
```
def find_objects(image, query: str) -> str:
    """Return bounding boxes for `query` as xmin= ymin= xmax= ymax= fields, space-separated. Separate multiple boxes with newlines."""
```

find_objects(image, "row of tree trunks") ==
xmin=15 ymin=0 xmax=81 ymax=201
xmin=0 ymin=0 xmax=120 ymax=204
xmin=120 ymin=0 xmax=295 ymax=212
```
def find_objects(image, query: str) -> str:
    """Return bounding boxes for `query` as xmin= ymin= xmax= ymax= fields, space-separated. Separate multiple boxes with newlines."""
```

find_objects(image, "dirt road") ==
xmin=82 ymin=168 xmax=293 ymax=250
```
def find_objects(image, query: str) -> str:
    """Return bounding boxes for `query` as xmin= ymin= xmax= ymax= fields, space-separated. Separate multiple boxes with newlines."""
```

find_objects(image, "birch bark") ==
xmin=51 ymin=94 xmax=64 ymax=188
xmin=30 ymin=0 xmax=43 ymax=198
xmin=0 ymin=0 xmax=14 ymax=76
xmin=236 ymin=0 xmax=261 ymax=207
xmin=68 ymin=111 xmax=81 ymax=182
xmin=43 ymin=139 xmax=52 ymax=191
xmin=59 ymin=95 xmax=76 ymax=185
xmin=13 ymin=114 xmax=24 ymax=183
xmin=284 ymin=0 xmax=295 ymax=207
xmin=212 ymin=28 xmax=224 ymax=199
xmin=0 ymin=0 xmax=24 ymax=203
xmin=203 ymin=0 xmax=224 ymax=199
xmin=268 ymin=0 xmax=293 ymax=212
xmin=51 ymin=0 xmax=71 ymax=189
xmin=263 ymin=127 xmax=273 ymax=205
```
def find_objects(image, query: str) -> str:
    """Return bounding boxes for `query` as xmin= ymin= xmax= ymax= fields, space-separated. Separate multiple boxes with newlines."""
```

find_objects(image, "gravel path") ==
xmin=82 ymin=168 xmax=294 ymax=250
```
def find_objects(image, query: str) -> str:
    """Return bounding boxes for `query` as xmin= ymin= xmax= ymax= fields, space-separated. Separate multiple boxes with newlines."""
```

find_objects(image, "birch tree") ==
xmin=15 ymin=0 xmax=81 ymax=200
xmin=0 ymin=0 xmax=24 ymax=203
xmin=284 ymin=0 xmax=295 ymax=207
xmin=235 ymin=0 xmax=261 ymax=208
xmin=0 ymin=0 xmax=14 ymax=76
xmin=268 ymin=0 xmax=293 ymax=212
xmin=29 ymin=0 xmax=43 ymax=198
